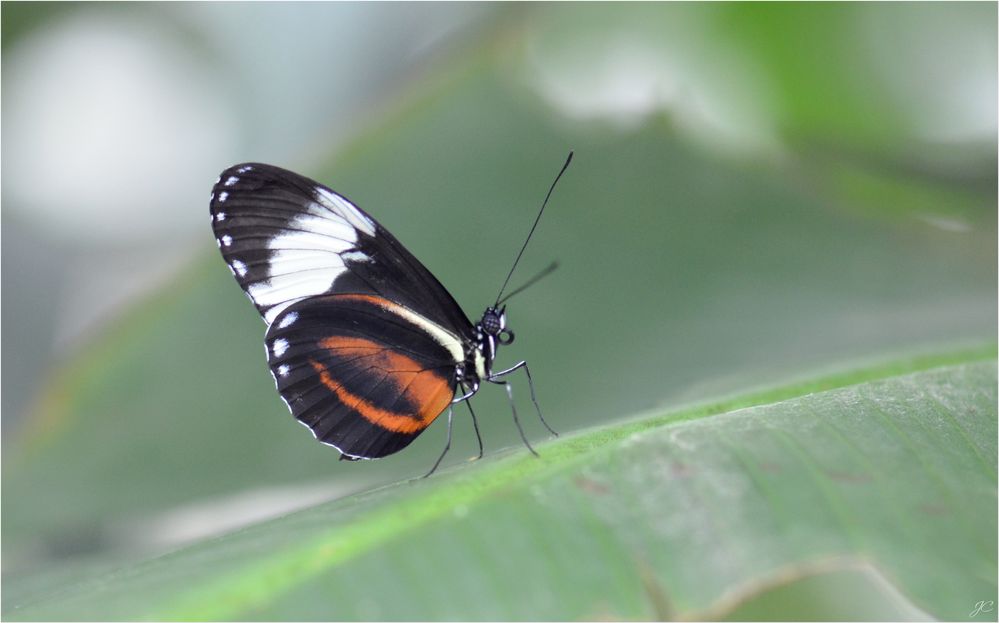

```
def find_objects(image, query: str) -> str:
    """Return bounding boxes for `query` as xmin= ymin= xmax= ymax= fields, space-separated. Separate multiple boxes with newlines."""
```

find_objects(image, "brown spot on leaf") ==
xmin=917 ymin=502 xmax=949 ymax=516
xmin=670 ymin=461 xmax=693 ymax=478
xmin=574 ymin=476 xmax=609 ymax=495
xmin=824 ymin=469 xmax=872 ymax=484
xmin=759 ymin=461 xmax=783 ymax=474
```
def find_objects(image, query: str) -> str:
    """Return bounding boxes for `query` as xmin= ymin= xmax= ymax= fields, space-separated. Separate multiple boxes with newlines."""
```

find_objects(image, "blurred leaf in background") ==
xmin=2 ymin=2 xmax=995 ymax=621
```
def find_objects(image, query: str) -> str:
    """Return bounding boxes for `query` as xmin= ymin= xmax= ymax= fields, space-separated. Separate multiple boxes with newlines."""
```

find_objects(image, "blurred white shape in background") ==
xmin=2 ymin=10 xmax=239 ymax=425
xmin=1 ymin=4 xmax=491 ymax=428
xmin=4 ymin=12 xmax=235 ymax=241
xmin=118 ymin=480 xmax=361 ymax=553
xmin=861 ymin=3 xmax=997 ymax=144
xmin=525 ymin=19 xmax=783 ymax=160
xmin=176 ymin=3 xmax=490 ymax=165
xmin=528 ymin=38 xmax=680 ymax=130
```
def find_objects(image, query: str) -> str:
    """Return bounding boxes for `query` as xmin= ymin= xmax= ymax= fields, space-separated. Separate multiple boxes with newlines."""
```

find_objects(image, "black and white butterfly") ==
xmin=209 ymin=155 xmax=571 ymax=475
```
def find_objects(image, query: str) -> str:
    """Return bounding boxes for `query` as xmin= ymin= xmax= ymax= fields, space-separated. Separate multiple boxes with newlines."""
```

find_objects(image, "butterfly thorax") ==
xmin=461 ymin=306 xmax=514 ymax=386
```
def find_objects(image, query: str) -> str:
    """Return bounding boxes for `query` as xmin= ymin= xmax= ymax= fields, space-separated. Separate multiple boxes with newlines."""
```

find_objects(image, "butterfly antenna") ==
xmin=497 ymin=261 xmax=559 ymax=306
xmin=495 ymin=152 xmax=573 ymax=306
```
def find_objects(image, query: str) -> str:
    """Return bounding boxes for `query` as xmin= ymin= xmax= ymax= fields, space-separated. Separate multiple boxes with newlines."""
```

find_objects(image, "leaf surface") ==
xmin=6 ymin=356 xmax=995 ymax=620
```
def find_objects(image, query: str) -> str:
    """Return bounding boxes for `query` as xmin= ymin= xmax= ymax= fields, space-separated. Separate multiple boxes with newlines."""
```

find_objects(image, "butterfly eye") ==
xmin=481 ymin=309 xmax=502 ymax=335
xmin=498 ymin=329 xmax=515 ymax=345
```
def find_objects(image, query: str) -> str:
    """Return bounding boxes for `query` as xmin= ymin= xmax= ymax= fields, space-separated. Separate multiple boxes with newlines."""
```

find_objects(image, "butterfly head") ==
xmin=480 ymin=305 xmax=514 ymax=346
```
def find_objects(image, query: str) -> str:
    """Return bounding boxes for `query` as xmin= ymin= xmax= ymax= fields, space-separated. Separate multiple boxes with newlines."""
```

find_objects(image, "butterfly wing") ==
xmin=210 ymin=163 xmax=474 ymax=336
xmin=267 ymin=293 xmax=461 ymax=458
xmin=210 ymin=163 xmax=473 ymax=458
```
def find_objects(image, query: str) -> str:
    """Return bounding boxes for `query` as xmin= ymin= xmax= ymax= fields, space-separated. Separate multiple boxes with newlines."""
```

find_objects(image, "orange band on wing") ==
xmin=336 ymin=293 xmax=401 ymax=313
xmin=310 ymin=336 xmax=452 ymax=434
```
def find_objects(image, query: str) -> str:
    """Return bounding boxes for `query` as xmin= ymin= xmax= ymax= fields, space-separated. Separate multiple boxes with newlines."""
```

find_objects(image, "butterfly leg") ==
xmin=489 ymin=378 xmax=540 ymax=458
xmin=452 ymin=383 xmax=479 ymax=403
xmin=423 ymin=404 xmax=454 ymax=478
xmin=452 ymin=382 xmax=484 ymax=460
xmin=452 ymin=381 xmax=483 ymax=460
xmin=465 ymin=398 xmax=484 ymax=460
xmin=489 ymin=360 xmax=558 ymax=437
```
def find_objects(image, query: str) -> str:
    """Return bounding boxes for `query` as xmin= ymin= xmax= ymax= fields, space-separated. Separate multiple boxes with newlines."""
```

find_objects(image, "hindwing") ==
xmin=265 ymin=293 xmax=463 ymax=459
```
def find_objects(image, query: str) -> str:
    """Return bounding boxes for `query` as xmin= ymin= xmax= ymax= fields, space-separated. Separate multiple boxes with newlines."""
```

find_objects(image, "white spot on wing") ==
xmin=248 ymin=255 xmax=344 ymax=311
xmin=277 ymin=311 xmax=298 ymax=329
xmin=231 ymin=260 xmax=247 ymax=277
xmin=277 ymin=364 xmax=290 ymax=377
xmin=221 ymin=234 xmax=232 ymax=247
xmin=224 ymin=176 xmax=239 ymax=187
xmin=341 ymin=250 xmax=370 ymax=263
xmin=216 ymin=212 xmax=226 ymax=222
xmin=263 ymin=301 xmax=296 ymax=325
xmin=218 ymin=191 xmax=228 ymax=203
xmin=314 ymin=187 xmax=375 ymax=236
xmin=272 ymin=338 xmax=289 ymax=358
xmin=243 ymin=208 xmax=355 ymax=320
xmin=286 ymin=210 xmax=356 ymax=244
xmin=237 ymin=165 xmax=253 ymax=173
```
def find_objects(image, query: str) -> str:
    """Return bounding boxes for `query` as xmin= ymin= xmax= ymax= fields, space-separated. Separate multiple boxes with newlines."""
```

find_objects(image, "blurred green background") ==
xmin=2 ymin=2 xmax=996 ymax=620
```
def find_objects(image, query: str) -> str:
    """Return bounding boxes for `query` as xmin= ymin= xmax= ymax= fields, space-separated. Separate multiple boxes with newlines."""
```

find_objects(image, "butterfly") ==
xmin=209 ymin=154 xmax=571 ymax=476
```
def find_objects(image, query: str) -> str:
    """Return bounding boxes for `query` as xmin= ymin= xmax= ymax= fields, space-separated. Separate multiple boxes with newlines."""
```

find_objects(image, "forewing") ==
xmin=210 ymin=163 xmax=376 ymax=324
xmin=210 ymin=163 xmax=473 ymax=335
xmin=265 ymin=293 xmax=461 ymax=459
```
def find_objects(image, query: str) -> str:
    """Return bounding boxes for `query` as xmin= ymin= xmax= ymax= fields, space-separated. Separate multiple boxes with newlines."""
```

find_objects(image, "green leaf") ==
xmin=4 ymin=24 xmax=995 ymax=557
xmin=6 ymin=354 xmax=995 ymax=621
xmin=3 ymin=6 xmax=995 ymax=619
